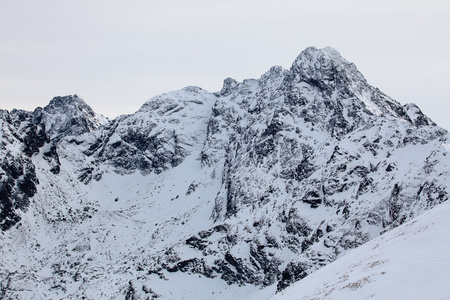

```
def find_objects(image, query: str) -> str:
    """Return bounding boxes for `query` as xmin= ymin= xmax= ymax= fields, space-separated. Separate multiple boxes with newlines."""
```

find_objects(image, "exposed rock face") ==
xmin=35 ymin=94 xmax=107 ymax=142
xmin=0 ymin=109 xmax=45 ymax=230
xmin=195 ymin=47 xmax=448 ymax=290
xmin=62 ymin=87 xmax=216 ymax=180
xmin=0 ymin=95 xmax=106 ymax=230
xmin=0 ymin=47 xmax=449 ymax=299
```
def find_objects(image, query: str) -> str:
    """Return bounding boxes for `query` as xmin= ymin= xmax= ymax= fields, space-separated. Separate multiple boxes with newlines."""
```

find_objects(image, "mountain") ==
xmin=0 ymin=47 xmax=448 ymax=299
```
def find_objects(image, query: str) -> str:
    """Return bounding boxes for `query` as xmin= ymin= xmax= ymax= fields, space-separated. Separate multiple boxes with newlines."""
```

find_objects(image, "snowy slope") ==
xmin=271 ymin=199 xmax=450 ymax=300
xmin=0 ymin=47 xmax=449 ymax=299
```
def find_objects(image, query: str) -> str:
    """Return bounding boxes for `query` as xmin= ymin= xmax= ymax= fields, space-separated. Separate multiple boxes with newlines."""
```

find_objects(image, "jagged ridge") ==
xmin=0 ymin=47 xmax=448 ymax=299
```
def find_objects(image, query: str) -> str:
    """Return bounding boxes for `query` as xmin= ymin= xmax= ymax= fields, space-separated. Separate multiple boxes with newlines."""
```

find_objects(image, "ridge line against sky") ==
xmin=1 ymin=0 xmax=449 ymax=130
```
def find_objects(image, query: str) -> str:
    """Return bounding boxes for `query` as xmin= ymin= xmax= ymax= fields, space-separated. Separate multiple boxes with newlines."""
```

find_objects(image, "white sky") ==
xmin=1 ymin=0 xmax=449 ymax=130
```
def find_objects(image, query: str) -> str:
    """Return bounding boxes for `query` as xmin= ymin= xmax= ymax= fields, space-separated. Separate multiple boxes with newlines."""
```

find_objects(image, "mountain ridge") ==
xmin=0 ymin=46 xmax=448 ymax=299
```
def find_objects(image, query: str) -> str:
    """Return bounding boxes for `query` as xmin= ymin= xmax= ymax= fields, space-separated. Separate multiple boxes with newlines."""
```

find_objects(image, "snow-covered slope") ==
xmin=0 ymin=47 xmax=449 ymax=299
xmin=271 ymin=199 xmax=450 ymax=300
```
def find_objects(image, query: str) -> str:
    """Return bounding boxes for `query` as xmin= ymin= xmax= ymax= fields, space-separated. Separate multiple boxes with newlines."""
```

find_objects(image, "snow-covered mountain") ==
xmin=0 ymin=47 xmax=448 ymax=299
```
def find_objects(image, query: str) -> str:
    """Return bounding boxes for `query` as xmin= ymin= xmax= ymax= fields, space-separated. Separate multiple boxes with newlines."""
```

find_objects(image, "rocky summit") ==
xmin=0 ymin=47 xmax=449 ymax=299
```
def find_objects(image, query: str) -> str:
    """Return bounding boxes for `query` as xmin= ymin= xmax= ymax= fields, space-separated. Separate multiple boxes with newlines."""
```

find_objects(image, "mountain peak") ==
xmin=34 ymin=94 xmax=107 ymax=141
xmin=290 ymin=46 xmax=363 ymax=83
xmin=284 ymin=46 xmax=424 ymax=128
xmin=292 ymin=46 xmax=345 ymax=66
xmin=44 ymin=94 xmax=94 ymax=116
xmin=220 ymin=77 xmax=239 ymax=96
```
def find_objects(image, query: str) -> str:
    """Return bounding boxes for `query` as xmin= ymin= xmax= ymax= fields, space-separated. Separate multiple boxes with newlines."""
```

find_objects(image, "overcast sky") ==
xmin=1 ymin=0 xmax=449 ymax=129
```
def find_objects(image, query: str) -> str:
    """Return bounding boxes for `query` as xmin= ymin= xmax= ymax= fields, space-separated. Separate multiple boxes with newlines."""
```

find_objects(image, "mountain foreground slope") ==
xmin=271 ymin=199 xmax=450 ymax=300
xmin=0 ymin=47 xmax=449 ymax=299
